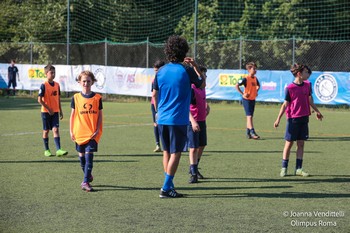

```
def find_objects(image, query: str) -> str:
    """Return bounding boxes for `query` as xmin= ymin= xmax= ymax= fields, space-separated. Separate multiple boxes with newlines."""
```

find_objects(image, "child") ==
xmin=153 ymin=35 xmax=205 ymax=198
xmin=188 ymin=65 xmax=210 ymax=183
xmin=151 ymin=60 xmax=165 ymax=152
xmin=70 ymin=71 xmax=103 ymax=192
xmin=235 ymin=62 xmax=260 ymax=139
xmin=274 ymin=64 xmax=323 ymax=177
xmin=7 ymin=59 xmax=20 ymax=96
xmin=38 ymin=64 xmax=68 ymax=157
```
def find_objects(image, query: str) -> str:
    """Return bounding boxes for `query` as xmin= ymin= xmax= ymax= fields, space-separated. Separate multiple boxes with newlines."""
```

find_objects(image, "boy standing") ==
xmin=151 ymin=60 xmax=165 ymax=152
xmin=274 ymin=64 xmax=323 ymax=177
xmin=38 ymin=64 xmax=68 ymax=157
xmin=7 ymin=59 xmax=19 ymax=96
xmin=70 ymin=71 xmax=103 ymax=192
xmin=188 ymin=65 xmax=210 ymax=183
xmin=153 ymin=35 xmax=205 ymax=198
xmin=235 ymin=62 xmax=260 ymax=139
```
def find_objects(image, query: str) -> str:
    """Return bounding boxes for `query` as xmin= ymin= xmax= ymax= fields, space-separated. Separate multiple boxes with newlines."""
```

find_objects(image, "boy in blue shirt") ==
xmin=153 ymin=35 xmax=205 ymax=198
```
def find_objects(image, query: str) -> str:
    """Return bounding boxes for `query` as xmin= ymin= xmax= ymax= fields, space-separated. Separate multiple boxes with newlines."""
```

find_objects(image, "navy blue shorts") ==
xmin=76 ymin=140 xmax=98 ymax=153
xmin=8 ymin=79 xmax=17 ymax=88
xmin=158 ymin=125 xmax=187 ymax=154
xmin=242 ymin=98 xmax=255 ymax=116
xmin=285 ymin=117 xmax=309 ymax=141
xmin=41 ymin=112 xmax=59 ymax=130
xmin=187 ymin=121 xmax=207 ymax=149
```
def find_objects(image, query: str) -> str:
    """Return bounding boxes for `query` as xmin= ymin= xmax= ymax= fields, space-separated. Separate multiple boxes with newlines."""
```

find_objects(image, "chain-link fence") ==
xmin=1 ymin=38 xmax=349 ymax=71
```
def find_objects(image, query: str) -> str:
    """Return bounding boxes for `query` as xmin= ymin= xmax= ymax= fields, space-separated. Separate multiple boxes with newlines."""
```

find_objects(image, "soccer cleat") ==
xmin=81 ymin=182 xmax=93 ymax=192
xmin=197 ymin=170 xmax=204 ymax=179
xmin=280 ymin=167 xmax=287 ymax=177
xmin=249 ymin=132 xmax=260 ymax=139
xmin=189 ymin=174 xmax=198 ymax=184
xmin=246 ymin=134 xmax=252 ymax=139
xmin=159 ymin=188 xmax=184 ymax=198
xmin=44 ymin=150 xmax=52 ymax=157
xmin=295 ymin=168 xmax=309 ymax=177
xmin=56 ymin=149 xmax=68 ymax=157
xmin=153 ymin=145 xmax=162 ymax=152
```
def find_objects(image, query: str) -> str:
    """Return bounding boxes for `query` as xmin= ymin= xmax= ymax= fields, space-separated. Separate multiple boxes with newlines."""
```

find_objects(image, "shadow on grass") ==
xmin=201 ymin=176 xmax=350 ymax=184
xmin=0 ymin=159 xmax=138 ymax=164
xmin=98 ymin=153 xmax=162 ymax=157
xmin=205 ymin=150 xmax=321 ymax=154
xmin=187 ymin=192 xmax=350 ymax=199
xmin=308 ymin=136 xmax=350 ymax=141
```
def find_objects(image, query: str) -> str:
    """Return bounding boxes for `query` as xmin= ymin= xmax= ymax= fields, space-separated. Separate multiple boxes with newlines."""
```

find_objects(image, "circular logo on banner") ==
xmin=314 ymin=74 xmax=338 ymax=103
xmin=94 ymin=68 xmax=106 ymax=90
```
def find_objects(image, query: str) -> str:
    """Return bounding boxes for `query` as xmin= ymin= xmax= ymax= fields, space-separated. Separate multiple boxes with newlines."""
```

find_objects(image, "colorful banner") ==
xmin=1 ymin=63 xmax=349 ymax=105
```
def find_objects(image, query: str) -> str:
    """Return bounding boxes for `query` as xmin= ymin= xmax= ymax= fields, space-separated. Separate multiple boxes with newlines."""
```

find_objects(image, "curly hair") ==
xmin=164 ymin=35 xmax=189 ymax=62
xmin=290 ymin=63 xmax=306 ymax=77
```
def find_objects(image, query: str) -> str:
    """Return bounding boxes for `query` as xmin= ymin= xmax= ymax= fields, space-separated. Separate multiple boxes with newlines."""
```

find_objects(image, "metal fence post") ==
xmin=105 ymin=38 xmax=108 ymax=66
xmin=30 ymin=41 xmax=33 ymax=64
xmin=146 ymin=37 xmax=149 ymax=69
xmin=292 ymin=35 xmax=295 ymax=65
xmin=239 ymin=35 xmax=243 ymax=69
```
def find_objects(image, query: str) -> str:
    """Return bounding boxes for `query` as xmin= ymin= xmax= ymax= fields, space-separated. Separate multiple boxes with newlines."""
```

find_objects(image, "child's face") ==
xmin=79 ymin=75 xmax=93 ymax=91
xmin=301 ymin=69 xmax=310 ymax=80
xmin=248 ymin=66 xmax=257 ymax=76
xmin=46 ymin=70 xmax=55 ymax=81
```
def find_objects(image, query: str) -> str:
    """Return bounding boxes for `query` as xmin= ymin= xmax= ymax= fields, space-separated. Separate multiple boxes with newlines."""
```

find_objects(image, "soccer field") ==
xmin=0 ymin=97 xmax=349 ymax=233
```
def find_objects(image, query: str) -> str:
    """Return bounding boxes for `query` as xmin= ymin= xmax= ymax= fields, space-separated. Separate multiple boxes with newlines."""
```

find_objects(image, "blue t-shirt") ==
xmin=153 ymin=62 xmax=203 ymax=125
xmin=8 ymin=66 xmax=19 ymax=80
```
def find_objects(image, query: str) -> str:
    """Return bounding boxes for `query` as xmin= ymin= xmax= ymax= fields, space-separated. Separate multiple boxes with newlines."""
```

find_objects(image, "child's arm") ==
xmin=152 ymin=89 xmax=158 ymax=112
xmin=274 ymin=101 xmax=288 ymax=128
xmin=38 ymin=96 xmax=53 ymax=115
xmin=206 ymin=103 xmax=210 ymax=116
xmin=69 ymin=108 xmax=75 ymax=141
xmin=189 ymin=112 xmax=200 ymax=132
xmin=92 ymin=110 xmax=103 ymax=139
xmin=58 ymin=94 xmax=64 ymax=120
xmin=309 ymin=96 xmax=323 ymax=121
xmin=184 ymin=57 xmax=206 ymax=88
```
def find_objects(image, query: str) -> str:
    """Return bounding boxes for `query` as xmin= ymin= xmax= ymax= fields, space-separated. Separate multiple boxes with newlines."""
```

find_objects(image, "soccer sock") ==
xmin=246 ymin=128 xmax=251 ymax=135
xmin=162 ymin=174 xmax=174 ymax=191
xmin=84 ymin=153 xmax=94 ymax=183
xmin=282 ymin=159 xmax=289 ymax=168
xmin=79 ymin=156 xmax=86 ymax=172
xmin=43 ymin=138 xmax=49 ymax=150
xmin=54 ymin=137 xmax=61 ymax=150
xmin=190 ymin=164 xmax=198 ymax=175
xmin=154 ymin=126 xmax=160 ymax=145
xmin=296 ymin=159 xmax=303 ymax=169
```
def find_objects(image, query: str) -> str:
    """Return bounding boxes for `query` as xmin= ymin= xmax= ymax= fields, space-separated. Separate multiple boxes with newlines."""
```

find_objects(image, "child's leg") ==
xmin=84 ymin=152 xmax=94 ymax=183
xmin=52 ymin=127 xmax=61 ymax=150
xmin=43 ymin=130 xmax=50 ymax=150
xmin=78 ymin=153 xmax=85 ymax=172
xmin=189 ymin=148 xmax=198 ymax=175
xmin=246 ymin=116 xmax=253 ymax=129
xmin=282 ymin=141 xmax=294 ymax=167
xmin=296 ymin=140 xmax=305 ymax=169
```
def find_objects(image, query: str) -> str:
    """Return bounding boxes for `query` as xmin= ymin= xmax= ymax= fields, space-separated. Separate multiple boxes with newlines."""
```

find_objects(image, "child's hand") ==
xmin=191 ymin=122 xmax=200 ymax=132
xmin=70 ymin=132 xmax=75 ymax=141
xmin=274 ymin=120 xmax=280 ymax=128
xmin=60 ymin=112 xmax=64 ymax=120
xmin=243 ymin=93 xmax=250 ymax=98
xmin=316 ymin=112 xmax=323 ymax=121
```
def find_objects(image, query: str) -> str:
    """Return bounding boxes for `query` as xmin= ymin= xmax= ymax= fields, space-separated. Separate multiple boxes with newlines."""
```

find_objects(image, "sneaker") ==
xmin=280 ymin=167 xmax=287 ymax=177
xmin=159 ymin=188 xmax=184 ymax=198
xmin=197 ymin=170 xmax=204 ymax=179
xmin=81 ymin=182 xmax=93 ymax=192
xmin=295 ymin=168 xmax=309 ymax=177
xmin=56 ymin=149 xmax=68 ymax=157
xmin=189 ymin=174 xmax=198 ymax=184
xmin=246 ymin=134 xmax=252 ymax=139
xmin=250 ymin=132 xmax=260 ymax=139
xmin=44 ymin=150 xmax=52 ymax=157
xmin=153 ymin=145 xmax=162 ymax=152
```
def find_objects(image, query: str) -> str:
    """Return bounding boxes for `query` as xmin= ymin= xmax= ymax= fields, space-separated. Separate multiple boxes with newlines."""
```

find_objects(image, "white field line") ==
xmin=1 ymin=123 xmax=152 ymax=137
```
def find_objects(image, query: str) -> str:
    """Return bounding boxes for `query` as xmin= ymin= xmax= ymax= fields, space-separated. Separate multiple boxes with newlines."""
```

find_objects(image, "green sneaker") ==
xmin=44 ymin=150 xmax=52 ymax=157
xmin=280 ymin=167 xmax=287 ymax=177
xmin=295 ymin=168 xmax=309 ymax=177
xmin=56 ymin=149 xmax=68 ymax=157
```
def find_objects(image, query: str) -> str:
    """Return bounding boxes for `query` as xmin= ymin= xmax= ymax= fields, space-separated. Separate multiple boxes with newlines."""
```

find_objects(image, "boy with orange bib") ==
xmin=38 ymin=64 xmax=68 ymax=157
xmin=70 ymin=71 xmax=103 ymax=192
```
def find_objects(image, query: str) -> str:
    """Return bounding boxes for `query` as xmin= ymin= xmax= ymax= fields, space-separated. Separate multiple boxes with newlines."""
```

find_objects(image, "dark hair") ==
xmin=245 ymin=62 xmax=257 ymax=70
xmin=304 ymin=65 xmax=312 ymax=75
xmin=290 ymin=63 xmax=306 ymax=76
xmin=11 ymin=59 xmax=16 ymax=63
xmin=153 ymin=60 xmax=165 ymax=69
xmin=77 ymin=70 xmax=97 ymax=83
xmin=44 ymin=64 xmax=55 ymax=74
xmin=164 ymin=35 xmax=189 ymax=63
xmin=199 ymin=65 xmax=207 ymax=73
